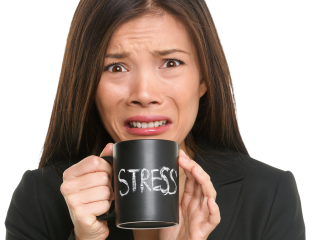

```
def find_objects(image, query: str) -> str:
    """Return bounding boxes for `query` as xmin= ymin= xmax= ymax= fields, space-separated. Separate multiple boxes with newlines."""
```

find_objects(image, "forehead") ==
xmin=106 ymin=13 xmax=196 ymax=54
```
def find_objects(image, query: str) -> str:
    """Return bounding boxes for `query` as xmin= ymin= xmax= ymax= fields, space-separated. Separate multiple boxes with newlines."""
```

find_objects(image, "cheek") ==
xmin=95 ymin=84 xmax=101 ymax=106
xmin=95 ymin=80 xmax=126 ymax=121
xmin=173 ymin=78 xmax=201 ymax=122
xmin=179 ymin=74 xmax=200 ymax=101
xmin=95 ymin=84 xmax=108 ymax=115
xmin=96 ymin=78 xmax=115 ymax=101
xmin=98 ymin=72 xmax=133 ymax=99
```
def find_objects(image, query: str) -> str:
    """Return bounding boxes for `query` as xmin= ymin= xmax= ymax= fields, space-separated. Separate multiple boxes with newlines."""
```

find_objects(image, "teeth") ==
xmin=129 ymin=120 xmax=167 ymax=128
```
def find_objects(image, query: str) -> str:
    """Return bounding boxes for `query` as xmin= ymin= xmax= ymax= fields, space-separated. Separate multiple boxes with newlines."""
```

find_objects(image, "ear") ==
xmin=199 ymin=79 xmax=207 ymax=98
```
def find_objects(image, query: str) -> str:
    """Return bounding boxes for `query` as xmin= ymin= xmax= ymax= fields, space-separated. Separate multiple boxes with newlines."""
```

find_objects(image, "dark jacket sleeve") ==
xmin=262 ymin=171 xmax=305 ymax=240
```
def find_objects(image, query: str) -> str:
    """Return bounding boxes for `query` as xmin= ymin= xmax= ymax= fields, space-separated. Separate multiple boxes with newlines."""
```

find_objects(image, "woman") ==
xmin=5 ymin=0 xmax=305 ymax=239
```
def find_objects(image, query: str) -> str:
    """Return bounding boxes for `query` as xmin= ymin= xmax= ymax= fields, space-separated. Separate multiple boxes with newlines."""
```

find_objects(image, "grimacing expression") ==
xmin=95 ymin=12 xmax=207 ymax=149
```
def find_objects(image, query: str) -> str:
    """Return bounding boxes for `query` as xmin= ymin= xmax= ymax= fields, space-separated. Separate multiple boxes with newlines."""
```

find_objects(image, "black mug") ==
xmin=97 ymin=139 xmax=179 ymax=229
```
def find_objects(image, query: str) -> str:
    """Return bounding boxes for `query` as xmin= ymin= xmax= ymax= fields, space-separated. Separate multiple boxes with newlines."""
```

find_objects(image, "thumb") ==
xmin=100 ymin=143 xmax=115 ymax=201
xmin=100 ymin=142 xmax=114 ymax=157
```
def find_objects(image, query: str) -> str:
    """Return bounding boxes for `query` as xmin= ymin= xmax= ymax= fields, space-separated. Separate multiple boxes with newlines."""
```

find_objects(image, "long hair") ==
xmin=39 ymin=0 xmax=248 ymax=169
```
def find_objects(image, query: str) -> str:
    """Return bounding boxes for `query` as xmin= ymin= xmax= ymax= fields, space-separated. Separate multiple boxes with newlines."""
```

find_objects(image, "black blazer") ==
xmin=5 ymin=152 xmax=305 ymax=240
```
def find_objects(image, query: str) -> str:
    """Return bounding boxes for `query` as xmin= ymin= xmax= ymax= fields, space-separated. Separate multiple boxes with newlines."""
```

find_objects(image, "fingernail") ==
xmin=195 ymin=166 xmax=203 ymax=174
xmin=180 ymin=149 xmax=189 ymax=159
xmin=182 ymin=156 xmax=190 ymax=162
xmin=211 ymin=197 xmax=216 ymax=205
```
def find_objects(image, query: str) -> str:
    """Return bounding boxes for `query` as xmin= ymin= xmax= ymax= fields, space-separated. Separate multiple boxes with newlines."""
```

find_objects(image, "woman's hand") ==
xmin=60 ymin=143 xmax=114 ymax=240
xmin=159 ymin=149 xmax=220 ymax=240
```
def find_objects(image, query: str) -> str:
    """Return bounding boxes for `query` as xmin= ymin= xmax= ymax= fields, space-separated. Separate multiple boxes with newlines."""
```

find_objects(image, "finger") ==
xmin=183 ymin=166 xmax=196 ymax=196
xmin=65 ymin=186 xmax=112 ymax=208
xmin=100 ymin=142 xmax=114 ymax=158
xmin=99 ymin=142 xmax=114 ymax=197
xmin=179 ymin=149 xmax=216 ymax=200
xmin=63 ymin=143 xmax=113 ymax=180
xmin=61 ymin=171 xmax=110 ymax=195
xmin=73 ymin=200 xmax=112 ymax=220
xmin=109 ymin=190 xmax=115 ymax=201
xmin=193 ymin=165 xmax=216 ymax=200
xmin=193 ymin=167 xmax=209 ymax=208
xmin=179 ymin=150 xmax=198 ymax=205
xmin=99 ymin=142 xmax=114 ymax=179
xmin=201 ymin=197 xmax=220 ymax=233
xmin=193 ymin=179 xmax=202 ymax=203
xmin=201 ymin=196 xmax=209 ymax=213
xmin=180 ymin=169 xmax=196 ymax=210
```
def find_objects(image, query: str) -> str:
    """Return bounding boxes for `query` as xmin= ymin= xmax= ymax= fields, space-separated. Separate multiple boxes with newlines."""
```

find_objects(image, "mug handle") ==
xmin=96 ymin=156 xmax=116 ymax=221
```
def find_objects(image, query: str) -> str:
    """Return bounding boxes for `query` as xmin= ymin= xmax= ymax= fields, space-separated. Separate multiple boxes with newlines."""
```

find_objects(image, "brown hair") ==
xmin=39 ymin=0 xmax=248 ymax=169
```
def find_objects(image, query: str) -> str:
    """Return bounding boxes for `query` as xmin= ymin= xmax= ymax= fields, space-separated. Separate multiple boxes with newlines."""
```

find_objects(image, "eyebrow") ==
xmin=105 ymin=49 xmax=189 ymax=59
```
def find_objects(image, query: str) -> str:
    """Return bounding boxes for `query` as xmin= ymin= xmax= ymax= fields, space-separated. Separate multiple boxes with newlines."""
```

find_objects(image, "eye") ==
xmin=103 ymin=58 xmax=185 ymax=73
xmin=103 ymin=63 xmax=124 ymax=73
xmin=165 ymin=58 xmax=184 ymax=68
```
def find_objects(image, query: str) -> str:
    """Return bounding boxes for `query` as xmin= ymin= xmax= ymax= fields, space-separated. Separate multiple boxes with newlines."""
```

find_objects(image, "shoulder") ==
xmin=197 ymin=152 xmax=301 ymax=210
xmin=9 ymin=159 xmax=77 ymax=211
xmin=236 ymin=155 xmax=304 ymax=239
xmin=196 ymin=152 xmax=288 ymax=185
xmin=234 ymin=155 xmax=289 ymax=189
xmin=17 ymin=159 xmax=76 ymax=192
xmin=235 ymin=154 xmax=301 ymax=197
xmin=6 ymin=160 xmax=77 ymax=239
xmin=198 ymin=152 xmax=305 ymax=239
xmin=233 ymin=155 xmax=299 ymax=200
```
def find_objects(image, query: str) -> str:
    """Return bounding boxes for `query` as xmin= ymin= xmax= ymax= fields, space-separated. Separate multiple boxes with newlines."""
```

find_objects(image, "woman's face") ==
xmin=95 ymin=13 xmax=207 ymax=150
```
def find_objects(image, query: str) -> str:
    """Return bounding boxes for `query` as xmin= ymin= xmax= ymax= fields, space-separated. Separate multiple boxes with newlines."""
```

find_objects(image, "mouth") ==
xmin=128 ymin=120 xmax=168 ymax=128
xmin=124 ymin=116 xmax=172 ymax=136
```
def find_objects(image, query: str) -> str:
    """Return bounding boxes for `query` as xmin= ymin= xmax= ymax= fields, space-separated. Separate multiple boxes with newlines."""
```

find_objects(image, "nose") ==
xmin=126 ymin=70 xmax=164 ymax=107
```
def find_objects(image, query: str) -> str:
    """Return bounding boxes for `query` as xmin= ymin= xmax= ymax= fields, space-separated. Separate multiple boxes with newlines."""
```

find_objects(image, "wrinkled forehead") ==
xmin=105 ymin=13 xmax=196 ymax=57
